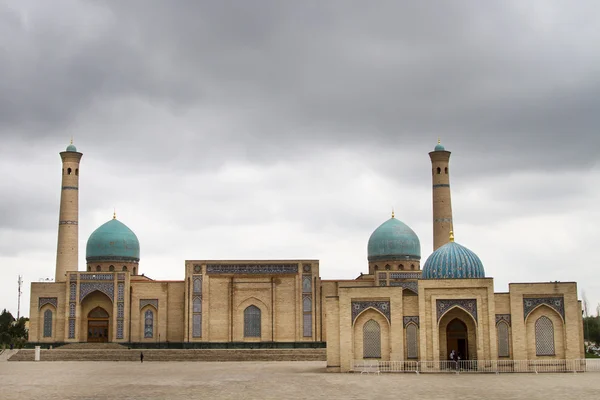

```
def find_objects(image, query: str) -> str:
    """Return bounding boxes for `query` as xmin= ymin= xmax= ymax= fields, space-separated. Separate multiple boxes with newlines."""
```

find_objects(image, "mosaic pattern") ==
xmin=433 ymin=184 xmax=450 ymax=188
xmin=206 ymin=264 xmax=298 ymax=274
xmin=535 ymin=316 xmax=555 ymax=355
xmin=496 ymin=314 xmax=511 ymax=326
xmin=436 ymin=299 xmax=477 ymax=322
xmin=378 ymin=273 xmax=387 ymax=280
xmin=497 ymin=320 xmax=510 ymax=357
xmin=117 ymin=273 xmax=125 ymax=281
xmin=117 ymin=319 xmax=124 ymax=340
xmin=352 ymin=301 xmax=391 ymax=323
xmin=69 ymin=303 xmax=75 ymax=317
xmin=434 ymin=217 xmax=453 ymax=223
xmin=144 ymin=309 xmax=153 ymax=338
xmin=117 ymin=302 xmax=124 ymax=318
xmin=193 ymin=297 xmax=202 ymax=313
xmin=39 ymin=297 xmax=58 ymax=310
xmin=303 ymin=264 xmax=312 ymax=273
xmin=363 ymin=319 xmax=381 ymax=358
xmin=379 ymin=280 xmax=387 ymax=287
xmin=244 ymin=305 xmax=261 ymax=337
xmin=70 ymin=274 xmax=77 ymax=281
xmin=80 ymin=282 xmax=114 ymax=302
xmin=406 ymin=323 xmax=418 ymax=359
xmin=303 ymin=313 xmax=312 ymax=337
xmin=193 ymin=276 xmax=202 ymax=294
xmin=70 ymin=283 xmax=76 ymax=301
xmin=59 ymin=220 xmax=78 ymax=225
xmin=390 ymin=272 xmax=421 ymax=279
xmin=523 ymin=297 xmax=564 ymax=320
xmin=62 ymin=186 xmax=78 ymax=190
xmin=43 ymin=309 xmax=53 ymax=338
xmin=192 ymin=314 xmax=202 ymax=338
xmin=390 ymin=281 xmax=418 ymax=294
xmin=193 ymin=264 xmax=202 ymax=273
xmin=302 ymin=276 xmax=312 ymax=292
xmin=403 ymin=316 xmax=420 ymax=328
xmin=140 ymin=299 xmax=159 ymax=310
xmin=79 ymin=273 xmax=114 ymax=281
xmin=68 ymin=318 xmax=75 ymax=339
xmin=117 ymin=283 xmax=124 ymax=301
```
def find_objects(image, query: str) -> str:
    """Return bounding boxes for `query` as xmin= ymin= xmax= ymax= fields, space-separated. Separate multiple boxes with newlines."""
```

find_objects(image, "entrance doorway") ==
xmin=87 ymin=307 xmax=110 ymax=343
xmin=446 ymin=318 xmax=468 ymax=360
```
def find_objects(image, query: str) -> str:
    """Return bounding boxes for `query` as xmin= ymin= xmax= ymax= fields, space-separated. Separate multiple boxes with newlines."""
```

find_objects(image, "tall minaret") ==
xmin=55 ymin=140 xmax=83 ymax=282
xmin=429 ymin=139 xmax=454 ymax=251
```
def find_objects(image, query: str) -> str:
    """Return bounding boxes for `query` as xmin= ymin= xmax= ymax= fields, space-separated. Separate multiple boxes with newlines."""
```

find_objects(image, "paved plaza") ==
xmin=1 ymin=361 xmax=599 ymax=399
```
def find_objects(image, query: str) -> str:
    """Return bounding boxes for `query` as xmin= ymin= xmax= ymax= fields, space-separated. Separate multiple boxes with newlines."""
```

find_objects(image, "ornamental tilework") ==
xmin=523 ymin=297 xmax=564 ymax=321
xmin=535 ymin=316 xmax=555 ymax=355
xmin=436 ymin=299 xmax=477 ymax=323
xmin=117 ymin=283 xmax=124 ymax=301
xmin=193 ymin=276 xmax=202 ymax=294
xmin=303 ymin=264 xmax=312 ymax=273
xmin=117 ymin=273 xmax=125 ymax=281
xmin=389 ymin=281 xmax=418 ymax=294
xmin=70 ymin=274 xmax=77 ymax=281
xmin=403 ymin=316 xmax=420 ymax=328
xmin=117 ymin=302 xmax=124 ymax=318
xmin=69 ymin=302 xmax=75 ymax=317
xmin=139 ymin=299 xmax=159 ymax=310
xmin=79 ymin=273 xmax=114 ymax=281
xmin=79 ymin=282 xmax=114 ymax=302
xmin=496 ymin=314 xmax=511 ymax=326
xmin=68 ymin=319 xmax=75 ymax=339
xmin=352 ymin=301 xmax=391 ymax=323
xmin=38 ymin=297 xmax=58 ymax=310
xmin=206 ymin=264 xmax=298 ymax=274
xmin=193 ymin=264 xmax=202 ymax=273
xmin=117 ymin=319 xmax=124 ymax=339
xmin=70 ymin=283 xmax=76 ymax=301
xmin=379 ymin=280 xmax=387 ymax=287
xmin=390 ymin=272 xmax=421 ymax=279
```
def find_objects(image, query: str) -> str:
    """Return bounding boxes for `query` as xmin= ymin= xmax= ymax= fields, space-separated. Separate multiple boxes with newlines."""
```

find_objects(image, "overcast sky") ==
xmin=1 ymin=1 xmax=599 ymax=318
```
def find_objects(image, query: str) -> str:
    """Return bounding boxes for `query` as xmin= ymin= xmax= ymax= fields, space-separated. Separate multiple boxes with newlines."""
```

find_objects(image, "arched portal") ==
xmin=438 ymin=307 xmax=477 ymax=361
xmin=87 ymin=306 xmax=110 ymax=343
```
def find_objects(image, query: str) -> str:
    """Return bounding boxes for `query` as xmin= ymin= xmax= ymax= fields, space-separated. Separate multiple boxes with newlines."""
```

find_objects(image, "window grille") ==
xmin=244 ymin=305 xmax=261 ymax=338
xmin=363 ymin=319 xmax=381 ymax=358
xmin=406 ymin=324 xmax=418 ymax=359
xmin=535 ymin=316 xmax=555 ymax=356
xmin=193 ymin=277 xmax=202 ymax=294
xmin=43 ymin=309 xmax=52 ymax=338
xmin=193 ymin=297 xmax=202 ymax=313
xmin=302 ymin=276 xmax=311 ymax=292
xmin=497 ymin=321 xmax=510 ymax=357
xmin=144 ymin=310 xmax=153 ymax=338
xmin=303 ymin=297 xmax=311 ymax=312
xmin=303 ymin=314 xmax=312 ymax=337
xmin=192 ymin=314 xmax=202 ymax=337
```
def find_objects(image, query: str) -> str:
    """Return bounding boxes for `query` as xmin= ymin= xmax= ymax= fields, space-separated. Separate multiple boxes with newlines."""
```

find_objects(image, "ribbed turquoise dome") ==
xmin=367 ymin=217 xmax=421 ymax=261
xmin=86 ymin=218 xmax=140 ymax=262
xmin=422 ymin=240 xmax=484 ymax=279
xmin=66 ymin=143 xmax=77 ymax=152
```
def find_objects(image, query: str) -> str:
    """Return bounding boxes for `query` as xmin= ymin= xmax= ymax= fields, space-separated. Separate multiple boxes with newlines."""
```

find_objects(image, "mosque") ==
xmin=28 ymin=141 xmax=584 ymax=372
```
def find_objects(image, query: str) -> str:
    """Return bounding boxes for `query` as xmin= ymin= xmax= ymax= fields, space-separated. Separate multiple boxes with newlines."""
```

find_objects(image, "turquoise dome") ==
xmin=434 ymin=143 xmax=445 ymax=151
xmin=367 ymin=217 xmax=421 ymax=261
xmin=422 ymin=240 xmax=484 ymax=279
xmin=66 ymin=143 xmax=77 ymax=152
xmin=86 ymin=218 xmax=140 ymax=262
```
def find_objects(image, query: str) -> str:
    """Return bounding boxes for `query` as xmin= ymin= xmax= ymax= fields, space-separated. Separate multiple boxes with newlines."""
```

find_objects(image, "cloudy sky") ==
xmin=1 ymin=1 xmax=599 ymax=318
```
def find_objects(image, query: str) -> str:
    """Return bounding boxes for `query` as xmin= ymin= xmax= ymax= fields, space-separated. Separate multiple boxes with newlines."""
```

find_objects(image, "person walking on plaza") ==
xmin=140 ymin=351 xmax=144 ymax=363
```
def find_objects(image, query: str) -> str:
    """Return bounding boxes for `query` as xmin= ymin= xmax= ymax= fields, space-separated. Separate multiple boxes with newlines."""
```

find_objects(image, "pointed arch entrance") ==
xmin=87 ymin=306 xmax=110 ymax=343
xmin=446 ymin=319 xmax=468 ymax=359
xmin=438 ymin=307 xmax=477 ymax=361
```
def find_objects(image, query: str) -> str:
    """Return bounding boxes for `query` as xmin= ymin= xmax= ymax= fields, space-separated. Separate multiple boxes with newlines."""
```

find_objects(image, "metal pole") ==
xmin=17 ymin=275 xmax=23 ymax=320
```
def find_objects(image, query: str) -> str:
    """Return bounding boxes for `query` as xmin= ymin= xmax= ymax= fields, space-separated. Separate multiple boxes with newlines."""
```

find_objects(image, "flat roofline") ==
xmin=509 ymin=281 xmax=577 ymax=285
xmin=186 ymin=259 xmax=320 ymax=263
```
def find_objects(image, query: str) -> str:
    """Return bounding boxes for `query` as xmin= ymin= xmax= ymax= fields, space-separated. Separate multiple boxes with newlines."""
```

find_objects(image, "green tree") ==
xmin=0 ymin=309 xmax=29 ymax=347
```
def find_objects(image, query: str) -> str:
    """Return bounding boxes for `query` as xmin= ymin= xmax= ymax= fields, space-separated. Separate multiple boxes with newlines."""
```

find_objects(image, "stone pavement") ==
xmin=1 ymin=361 xmax=599 ymax=400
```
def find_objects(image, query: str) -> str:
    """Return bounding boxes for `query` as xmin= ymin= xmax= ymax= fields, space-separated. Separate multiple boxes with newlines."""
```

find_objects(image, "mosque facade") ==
xmin=28 ymin=141 xmax=584 ymax=371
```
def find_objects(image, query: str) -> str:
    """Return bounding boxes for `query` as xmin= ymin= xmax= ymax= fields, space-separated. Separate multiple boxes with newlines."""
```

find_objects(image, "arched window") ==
xmin=497 ymin=321 xmax=510 ymax=357
xmin=385 ymin=264 xmax=390 ymax=270
xmin=302 ymin=276 xmax=311 ymax=292
xmin=303 ymin=297 xmax=312 ymax=337
xmin=192 ymin=297 xmax=202 ymax=338
xmin=43 ymin=309 xmax=53 ymax=338
xmin=67 ymin=167 xmax=72 ymax=175
xmin=133 ymin=267 xmax=137 ymax=275
xmin=411 ymin=264 xmax=415 ymax=270
xmin=444 ymin=167 xmax=448 ymax=174
xmin=96 ymin=265 xmax=101 ymax=272
xmin=399 ymin=264 xmax=404 ymax=270
xmin=374 ymin=265 xmax=379 ymax=271
xmin=363 ymin=319 xmax=381 ymax=358
xmin=122 ymin=266 xmax=128 ymax=272
xmin=244 ymin=305 xmax=261 ymax=338
xmin=75 ymin=168 xmax=79 ymax=176
xmin=87 ymin=265 xmax=91 ymax=272
xmin=109 ymin=265 xmax=114 ymax=272
xmin=144 ymin=309 xmax=154 ymax=338
xmin=406 ymin=323 xmax=418 ymax=359
xmin=436 ymin=167 xmax=441 ymax=174
xmin=535 ymin=316 xmax=555 ymax=356
xmin=193 ymin=297 xmax=202 ymax=313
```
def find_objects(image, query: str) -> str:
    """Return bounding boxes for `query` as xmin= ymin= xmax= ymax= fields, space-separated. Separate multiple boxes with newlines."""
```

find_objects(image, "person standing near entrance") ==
xmin=140 ymin=352 xmax=144 ymax=363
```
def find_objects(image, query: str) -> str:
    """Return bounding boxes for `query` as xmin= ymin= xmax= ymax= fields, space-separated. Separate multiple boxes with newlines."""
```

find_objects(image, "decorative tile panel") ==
xmin=303 ymin=264 xmax=312 ymax=273
xmin=206 ymin=263 xmax=298 ymax=274
xmin=79 ymin=282 xmax=114 ymax=302
xmin=352 ymin=301 xmax=391 ymax=323
xmin=70 ymin=274 xmax=77 ymax=281
xmin=59 ymin=220 xmax=78 ymax=225
xmin=390 ymin=281 xmax=418 ymax=294
xmin=117 ymin=283 xmax=124 ymax=301
xmin=38 ymin=297 xmax=58 ymax=310
xmin=117 ymin=273 xmax=125 ymax=281
xmin=139 ymin=299 xmax=159 ymax=310
xmin=523 ymin=297 xmax=564 ymax=321
xmin=192 ymin=314 xmax=202 ymax=337
xmin=117 ymin=319 xmax=124 ymax=339
xmin=79 ymin=273 xmax=114 ymax=281
xmin=379 ymin=280 xmax=387 ymax=286
xmin=70 ymin=283 xmax=76 ymax=301
xmin=68 ymin=318 xmax=75 ymax=339
xmin=496 ymin=314 xmax=511 ymax=326
xmin=378 ymin=273 xmax=387 ymax=280
xmin=69 ymin=302 xmax=75 ymax=317
xmin=390 ymin=272 xmax=421 ymax=279
xmin=193 ymin=264 xmax=202 ymax=273
xmin=193 ymin=276 xmax=202 ymax=294
xmin=436 ymin=299 xmax=477 ymax=323
xmin=403 ymin=316 xmax=420 ymax=328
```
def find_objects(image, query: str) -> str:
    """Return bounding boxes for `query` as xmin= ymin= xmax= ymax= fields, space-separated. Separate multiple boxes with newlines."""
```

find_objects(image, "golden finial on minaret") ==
xmin=113 ymin=208 xmax=116 ymax=220
xmin=449 ymin=230 xmax=454 ymax=242
xmin=70 ymin=136 xmax=74 ymax=145
xmin=438 ymin=137 xmax=441 ymax=145
xmin=391 ymin=208 xmax=395 ymax=218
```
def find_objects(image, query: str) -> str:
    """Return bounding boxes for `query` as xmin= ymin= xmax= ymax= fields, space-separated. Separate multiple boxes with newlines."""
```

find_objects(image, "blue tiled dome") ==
xmin=66 ymin=143 xmax=77 ymax=152
xmin=86 ymin=218 xmax=140 ymax=262
xmin=434 ymin=143 xmax=445 ymax=151
xmin=367 ymin=216 xmax=421 ymax=261
xmin=422 ymin=238 xmax=484 ymax=279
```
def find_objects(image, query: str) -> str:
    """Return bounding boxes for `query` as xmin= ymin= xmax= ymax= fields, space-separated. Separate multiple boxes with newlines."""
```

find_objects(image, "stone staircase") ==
xmin=8 ymin=348 xmax=326 ymax=362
